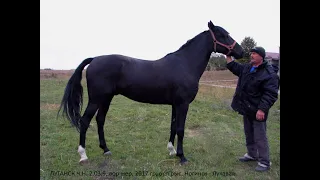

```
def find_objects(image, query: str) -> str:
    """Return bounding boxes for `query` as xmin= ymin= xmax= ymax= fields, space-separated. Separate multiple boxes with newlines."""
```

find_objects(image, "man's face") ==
xmin=250 ymin=52 xmax=263 ymax=65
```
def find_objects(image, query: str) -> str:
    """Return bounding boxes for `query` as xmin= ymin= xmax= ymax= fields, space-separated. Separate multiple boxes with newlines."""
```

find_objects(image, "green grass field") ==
xmin=40 ymin=78 xmax=280 ymax=180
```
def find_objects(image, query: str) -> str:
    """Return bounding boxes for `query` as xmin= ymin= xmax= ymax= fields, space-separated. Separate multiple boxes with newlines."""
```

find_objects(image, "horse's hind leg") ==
xmin=96 ymin=96 xmax=113 ymax=155
xmin=78 ymin=101 xmax=99 ymax=164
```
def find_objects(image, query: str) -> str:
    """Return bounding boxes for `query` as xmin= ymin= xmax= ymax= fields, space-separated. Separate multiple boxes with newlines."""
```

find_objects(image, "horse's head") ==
xmin=208 ymin=21 xmax=244 ymax=59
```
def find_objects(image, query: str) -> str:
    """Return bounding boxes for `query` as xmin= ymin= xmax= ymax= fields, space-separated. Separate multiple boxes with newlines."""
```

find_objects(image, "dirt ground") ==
xmin=200 ymin=70 xmax=238 ymax=81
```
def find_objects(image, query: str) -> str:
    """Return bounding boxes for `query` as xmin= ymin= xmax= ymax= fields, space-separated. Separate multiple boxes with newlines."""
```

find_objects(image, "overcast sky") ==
xmin=40 ymin=0 xmax=280 ymax=70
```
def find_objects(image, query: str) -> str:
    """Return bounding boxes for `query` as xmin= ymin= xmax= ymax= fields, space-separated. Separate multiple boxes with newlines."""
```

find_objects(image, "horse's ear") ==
xmin=208 ymin=20 xmax=215 ymax=30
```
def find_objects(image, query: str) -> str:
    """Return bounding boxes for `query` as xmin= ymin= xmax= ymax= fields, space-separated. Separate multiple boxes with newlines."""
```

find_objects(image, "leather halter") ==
xmin=209 ymin=29 xmax=236 ymax=56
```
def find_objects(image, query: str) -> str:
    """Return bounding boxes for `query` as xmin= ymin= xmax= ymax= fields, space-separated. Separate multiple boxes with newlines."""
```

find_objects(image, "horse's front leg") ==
xmin=175 ymin=102 xmax=189 ymax=165
xmin=167 ymin=105 xmax=177 ymax=156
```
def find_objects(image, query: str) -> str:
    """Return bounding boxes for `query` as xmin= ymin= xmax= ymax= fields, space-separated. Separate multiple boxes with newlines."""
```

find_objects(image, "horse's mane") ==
xmin=176 ymin=31 xmax=208 ymax=51
xmin=163 ymin=30 xmax=208 ymax=58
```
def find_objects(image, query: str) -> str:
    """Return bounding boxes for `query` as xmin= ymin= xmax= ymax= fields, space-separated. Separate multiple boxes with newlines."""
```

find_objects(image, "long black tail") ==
xmin=58 ymin=57 xmax=94 ymax=132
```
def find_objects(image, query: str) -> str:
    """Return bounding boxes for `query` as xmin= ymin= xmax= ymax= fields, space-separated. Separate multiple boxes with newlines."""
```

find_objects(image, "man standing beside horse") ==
xmin=225 ymin=46 xmax=279 ymax=172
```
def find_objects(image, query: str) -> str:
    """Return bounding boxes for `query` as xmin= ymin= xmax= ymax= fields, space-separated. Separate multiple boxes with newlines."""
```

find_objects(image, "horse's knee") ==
xmin=177 ymin=128 xmax=185 ymax=137
xmin=80 ymin=120 xmax=90 ymax=131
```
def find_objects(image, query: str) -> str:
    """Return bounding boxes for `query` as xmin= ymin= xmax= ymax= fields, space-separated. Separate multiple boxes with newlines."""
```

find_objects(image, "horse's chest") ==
xmin=174 ymin=83 xmax=199 ymax=103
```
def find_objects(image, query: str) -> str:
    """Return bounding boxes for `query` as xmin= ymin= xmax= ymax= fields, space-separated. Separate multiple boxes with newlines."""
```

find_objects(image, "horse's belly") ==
xmin=119 ymin=86 xmax=172 ymax=104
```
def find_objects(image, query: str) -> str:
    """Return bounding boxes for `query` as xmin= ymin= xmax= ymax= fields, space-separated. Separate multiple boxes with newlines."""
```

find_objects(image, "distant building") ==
xmin=265 ymin=52 xmax=280 ymax=66
xmin=265 ymin=47 xmax=280 ymax=77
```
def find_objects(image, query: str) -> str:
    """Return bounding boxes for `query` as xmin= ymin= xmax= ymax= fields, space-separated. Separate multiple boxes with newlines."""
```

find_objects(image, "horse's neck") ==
xmin=176 ymin=31 xmax=214 ymax=80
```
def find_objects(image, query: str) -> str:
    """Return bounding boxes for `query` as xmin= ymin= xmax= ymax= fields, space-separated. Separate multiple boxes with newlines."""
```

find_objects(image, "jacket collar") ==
xmin=251 ymin=60 xmax=268 ymax=69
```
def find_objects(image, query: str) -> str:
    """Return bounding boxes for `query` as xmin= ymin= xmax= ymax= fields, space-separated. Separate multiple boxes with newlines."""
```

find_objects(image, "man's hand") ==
xmin=256 ymin=109 xmax=265 ymax=121
xmin=226 ymin=56 xmax=234 ymax=63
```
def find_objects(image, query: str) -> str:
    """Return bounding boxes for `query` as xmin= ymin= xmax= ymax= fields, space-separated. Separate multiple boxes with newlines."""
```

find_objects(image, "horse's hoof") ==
xmin=179 ymin=159 xmax=189 ymax=166
xmin=104 ymin=151 xmax=112 ymax=155
xmin=167 ymin=142 xmax=176 ymax=156
xmin=79 ymin=158 xmax=88 ymax=165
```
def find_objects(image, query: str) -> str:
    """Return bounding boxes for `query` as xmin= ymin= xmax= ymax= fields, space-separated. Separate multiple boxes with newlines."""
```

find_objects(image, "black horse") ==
xmin=58 ymin=21 xmax=244 ymax=165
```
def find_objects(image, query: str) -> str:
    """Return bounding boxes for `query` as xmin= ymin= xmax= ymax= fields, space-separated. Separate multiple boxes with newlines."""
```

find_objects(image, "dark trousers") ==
xmin=243 ymin=115 xmax=270 ymax=166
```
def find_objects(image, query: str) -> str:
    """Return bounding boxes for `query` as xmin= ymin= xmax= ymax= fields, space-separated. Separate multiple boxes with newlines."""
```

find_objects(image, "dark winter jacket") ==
xmin=226 ymin=60 xmax=279 ymax=121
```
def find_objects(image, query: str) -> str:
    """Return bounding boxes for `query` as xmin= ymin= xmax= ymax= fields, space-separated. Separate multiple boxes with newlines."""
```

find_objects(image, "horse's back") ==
xmin=87 ymin=54 xmax=171 ymax=103
xmin=117 ymin=57 xmax=177 ymax=104
xmin=85 ymin=54 xmax=197 ymax=105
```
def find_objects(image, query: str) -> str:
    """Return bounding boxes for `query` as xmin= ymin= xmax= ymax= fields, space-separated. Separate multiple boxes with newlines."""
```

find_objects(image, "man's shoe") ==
xmin=255 ymin=162 xmax=270 ymax=172
xmin=239 ymin=153 xmax=256 ymax=162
